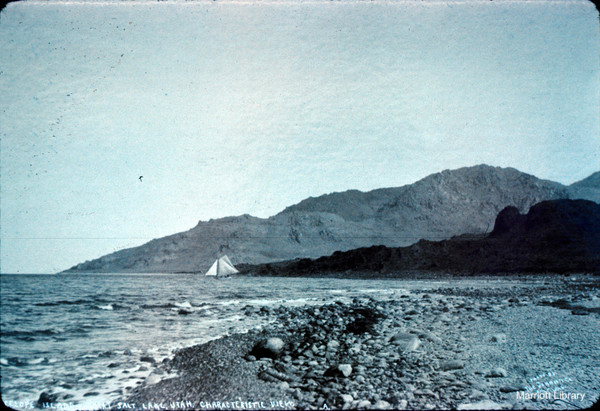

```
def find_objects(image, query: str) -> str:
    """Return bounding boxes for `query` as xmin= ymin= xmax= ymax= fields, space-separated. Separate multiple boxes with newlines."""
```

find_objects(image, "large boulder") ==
xmin=250 ymin=337 xmax=285 ymax=359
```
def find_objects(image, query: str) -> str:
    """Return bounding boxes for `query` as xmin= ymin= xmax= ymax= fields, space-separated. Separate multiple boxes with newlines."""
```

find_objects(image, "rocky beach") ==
xmin=123 ymin=275 xmax=600 ymax=410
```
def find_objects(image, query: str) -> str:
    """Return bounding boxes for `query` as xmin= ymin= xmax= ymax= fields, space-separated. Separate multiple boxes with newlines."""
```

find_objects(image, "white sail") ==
xmin=221 ymin=255 xmax=236 ymax=270
xmin=217 ymin=255 xmax=239 ymax=276
xmin=204 ymin=255 xmax=239 ymax=277
xmin=205 ymin=259 xmax=219 ymax=276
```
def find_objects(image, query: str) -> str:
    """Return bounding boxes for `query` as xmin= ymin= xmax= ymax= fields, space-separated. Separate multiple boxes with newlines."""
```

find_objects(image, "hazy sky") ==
xmin=1 ymin=0 xmax=598 ymax=273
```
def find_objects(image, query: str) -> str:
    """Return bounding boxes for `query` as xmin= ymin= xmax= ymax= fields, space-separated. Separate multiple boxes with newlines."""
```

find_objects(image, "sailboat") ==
xmin=205 ymin=255 xmax=239 ymax=278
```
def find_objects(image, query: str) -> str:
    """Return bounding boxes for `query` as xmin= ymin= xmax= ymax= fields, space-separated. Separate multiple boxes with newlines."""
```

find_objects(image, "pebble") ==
xmin=395 ymin=399 xmax=408 ymax=409
xmin=371 ymin=400 xmax=392 ymax=409
xmin=144 ymin=373 xmax=161 ymax=385
xmin=356 ymin=400 xmax=372 ymax=408
xmin=140 ymin=356 xmax=155 ymax=364
xmin=499 ymin=384 xmax=522 ymax=393
xmin=340 ymin=394 xmax=353 ymax=403
xmin=469 ymin=389 xmax=488 ymax=400
xmin=390 ymin=332 xmax=421 ymax=352
xmin=485 ymin=368 xmax=508 ymax=378
xmin=440 ymin=360 xmax=465 ymax=371
xmin=325 ymin=363 xmax=352 ymax=377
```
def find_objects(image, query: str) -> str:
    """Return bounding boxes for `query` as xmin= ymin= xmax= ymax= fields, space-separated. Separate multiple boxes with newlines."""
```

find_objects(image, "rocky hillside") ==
xmin=568 ymin=171 xmax=600 ymax=204
xmin=250 ymin=199 xmax=600 ymax=276
xmin=61 ymin=165 xmax=598 ymax=273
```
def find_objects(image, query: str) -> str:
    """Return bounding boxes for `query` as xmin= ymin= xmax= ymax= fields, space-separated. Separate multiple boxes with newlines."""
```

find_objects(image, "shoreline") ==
xmin=119 ymin=276 xmax=600 ymax=410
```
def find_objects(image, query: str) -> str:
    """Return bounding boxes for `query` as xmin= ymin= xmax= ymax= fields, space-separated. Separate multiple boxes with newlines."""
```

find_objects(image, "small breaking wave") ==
xmin=28 ymin=357 xmax=49 ymax=365
xmin=94 ymin=303 xmax=129 ymax=310
xmin=174 ymin=301 xmax=192 ymax=309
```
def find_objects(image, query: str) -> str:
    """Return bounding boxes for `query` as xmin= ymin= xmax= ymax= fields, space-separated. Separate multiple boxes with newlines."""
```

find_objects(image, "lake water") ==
xmin=1 ymin=273 xmax=425 ymax=410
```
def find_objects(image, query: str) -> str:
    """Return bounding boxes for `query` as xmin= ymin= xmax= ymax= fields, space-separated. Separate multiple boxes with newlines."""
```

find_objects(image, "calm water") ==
xmin=1 ymin=274 xmax=417 ymax=410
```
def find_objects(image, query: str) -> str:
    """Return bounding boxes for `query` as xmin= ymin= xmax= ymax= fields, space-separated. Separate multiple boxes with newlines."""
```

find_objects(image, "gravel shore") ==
xmin=123 ymin=275 xmax=600 ymax=410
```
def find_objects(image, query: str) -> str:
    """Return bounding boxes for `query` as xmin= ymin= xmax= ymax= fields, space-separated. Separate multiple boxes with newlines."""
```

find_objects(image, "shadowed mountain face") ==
xmin=251 ymin=200 xmax=600 ymax=276
xmin=62 ymin=165 xmax=598 ymax=274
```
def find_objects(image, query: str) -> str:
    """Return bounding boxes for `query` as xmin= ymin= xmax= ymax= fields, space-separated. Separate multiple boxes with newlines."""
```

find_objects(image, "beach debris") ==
xmin=259 ymin=367 xmax=297 ymax=383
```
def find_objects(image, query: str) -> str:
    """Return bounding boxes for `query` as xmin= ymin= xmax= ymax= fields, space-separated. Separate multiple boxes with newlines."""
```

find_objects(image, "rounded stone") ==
xmin=340 ymin=394 xmax=354 ymax=404
xmin=325 ymin=363 xmax=352 ymax=378
xmin=440 ymin=360 xmax=465 ymax=371
xmin=390 ymin=333 xmax=421 ymax=352
xmin=372 ymin=400 xmax=392 ymax=409
xmin=250 ymin=337 xmax=285 ymax=359
xmin=338 ymin=364 xmax=352 ymax=377
xmin=485 ymin=368 xmax=507 ymax=378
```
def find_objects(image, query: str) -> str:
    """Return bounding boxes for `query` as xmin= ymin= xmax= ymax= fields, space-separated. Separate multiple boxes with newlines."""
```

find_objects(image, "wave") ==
xmin=2 ymin=329 xmax=60 ymax=339
xmin=28 ymin=357 xmax=49 ymax=365
xmin=140 ymin=303 xmax=177 ymax=309
xmin=141 ymin=301 xmax=210 ymax=310
xmin=94 ymin=303 xmax=128 ymax=310
xmin=215 ymin=292 xmax=251 ymax=300
xmin=174 ymin=301 xmax=192 ymax=309
xmin=35 ymin=299 xmax=91 ymax=307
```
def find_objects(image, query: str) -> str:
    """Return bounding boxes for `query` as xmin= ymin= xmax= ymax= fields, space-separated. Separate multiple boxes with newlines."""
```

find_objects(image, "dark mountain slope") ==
xmin=250 ymin=200 xmax=600 ymax=276
xmin=62 ymin=165 xmax=597 ymax=273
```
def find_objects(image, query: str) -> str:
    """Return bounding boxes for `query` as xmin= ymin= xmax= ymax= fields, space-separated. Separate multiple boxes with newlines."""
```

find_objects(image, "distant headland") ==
xmin=61 ymin=165 xmax=599 ymax=275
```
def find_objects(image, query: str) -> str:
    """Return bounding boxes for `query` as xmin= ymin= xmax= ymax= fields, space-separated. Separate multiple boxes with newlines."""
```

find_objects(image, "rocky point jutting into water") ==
xmin=61 ymin=165 xmax=599 ymax=274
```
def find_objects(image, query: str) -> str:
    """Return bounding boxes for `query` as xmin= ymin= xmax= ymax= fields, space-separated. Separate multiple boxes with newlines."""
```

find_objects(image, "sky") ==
xmin=1 ymin=0 xmax=598 ymax=274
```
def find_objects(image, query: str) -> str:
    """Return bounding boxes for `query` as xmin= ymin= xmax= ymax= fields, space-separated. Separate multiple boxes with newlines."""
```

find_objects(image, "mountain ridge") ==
xmin=61 ymin=165 xmax=599 ymax=274
xmin=248 ymin=199 xmax=600 ymax=276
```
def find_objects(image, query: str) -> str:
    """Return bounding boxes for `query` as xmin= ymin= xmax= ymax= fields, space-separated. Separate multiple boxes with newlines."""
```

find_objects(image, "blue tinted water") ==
xmin=0 ymin=274 xmax=412 ymax=409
